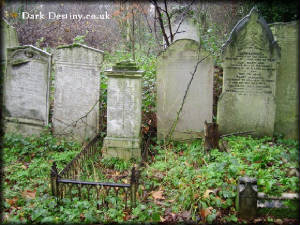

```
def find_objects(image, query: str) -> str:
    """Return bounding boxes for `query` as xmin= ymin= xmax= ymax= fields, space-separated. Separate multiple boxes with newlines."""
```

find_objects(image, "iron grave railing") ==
xmin=50 ymin=134 xmax=139 ymax=209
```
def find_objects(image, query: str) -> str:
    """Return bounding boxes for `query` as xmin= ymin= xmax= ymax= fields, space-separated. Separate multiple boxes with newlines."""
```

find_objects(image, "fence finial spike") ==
xmin=51 ymin=161 xmax=58 ymax=177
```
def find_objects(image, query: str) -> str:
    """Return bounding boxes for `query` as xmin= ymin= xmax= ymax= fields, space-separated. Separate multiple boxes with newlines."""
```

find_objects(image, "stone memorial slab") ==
xmin=270 ymin=21 xmax=299 ymax=140
xmin=52 ymin=44 xmax=104 ymax=142
xmin=102 ymin=61 xmax=144 ymax=160
xmin=4 ymin=45 xmax=51 ymax=135
xmin=1 ymin=19 xmax=19 ymax=75
xmin=166 ymin=17 xmax=199 ymax=43
xmin=217 ymin=8 xmax=280 ymax=136
xmin=1 ymin=19 xmax=19 ymax=64
xmin=157 ymin=39 xmax=214 ymax=140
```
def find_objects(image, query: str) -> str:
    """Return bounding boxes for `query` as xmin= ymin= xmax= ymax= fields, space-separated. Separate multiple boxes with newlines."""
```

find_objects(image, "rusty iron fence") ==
xmin=50 ymin=134 xmax=139 ymax=209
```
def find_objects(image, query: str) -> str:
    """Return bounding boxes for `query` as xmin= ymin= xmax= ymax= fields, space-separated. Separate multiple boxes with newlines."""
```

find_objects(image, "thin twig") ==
xmin=52 ymin=100 xmax=100 ymax=136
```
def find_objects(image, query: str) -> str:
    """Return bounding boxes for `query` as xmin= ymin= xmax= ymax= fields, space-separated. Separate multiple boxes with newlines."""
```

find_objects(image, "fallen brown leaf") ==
xmin=200 ymin=207 xmax=213 ymax=221
xmin=151 ymin=190 xmax=165 ymax=200
xmin=160 ymin=216 xmax=166 ymax=222
xmin=184 ymin=161 xmax=192 ymax=167
xmin=275 ymin=219 xmax=283 ymax=225
xmin=123 ymin=211 xmax=131 ymax=221
xmin=22 ymin=190 xmax=36 ymax=199
xmin=6 ymin=197 xmax=18 ymax=206
xmin=203 ymin=189 xmax=214 ymax=198
xmin=21 ymin=165 xmax=27 ymax=170
xmin=253 ymin=218 xmax=263 ymax=223
xmin=80 ymin=213 xmax=85 ymax=221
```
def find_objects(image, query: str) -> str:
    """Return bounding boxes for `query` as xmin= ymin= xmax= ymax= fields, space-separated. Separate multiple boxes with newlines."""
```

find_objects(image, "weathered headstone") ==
xmin=166 ymin=17 xmax=199 ymax=43
xmin=157 ymin=39 xmax=214 ymax=140
xmin=102 ymin=61 xmax=144 ymax=160
xmin=1 ymin=19 xmax=19 ymax=75
xmin=217 ymin=8 xmax=280 ymax=136
xmin=1 ymin=19 xmax=19 ymax=64
xmin=52 ymin=44 xmax=104 ymax=142
xmin=4 ymin=45 xmax=51 ymax=135
xmin=270 ymin=21 xmax=299 ymax=140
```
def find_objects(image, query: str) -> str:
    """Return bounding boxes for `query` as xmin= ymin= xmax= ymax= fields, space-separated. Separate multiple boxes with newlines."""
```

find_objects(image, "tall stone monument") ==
xmin=52 ymin=44 xmax=104 ymax=142
xmin=4 ymin=45 xmax=51 ymax=135
xmin=102 ymin=61 xmax=144 ymax=160
xmin=217 ymin=8 xmax=280 ymax=136
xmin=157 ymin=39 xmax=214 ymax=140
xmin=270 ymin=21 xmax=299 ymax=140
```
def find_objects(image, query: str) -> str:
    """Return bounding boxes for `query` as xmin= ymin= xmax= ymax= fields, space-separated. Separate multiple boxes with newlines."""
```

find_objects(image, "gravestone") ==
xmin=166 ymin=17 xmax=199 ymax=43
xmin=1 ymin=19 xmax=19 ymax=63
xmin=1 ymin=19 xmax=19 ymax=74
xmin=102 ymin=61 xmax=144 ymax=160
xmin=270 ymin=21 xmax=299 ymax=140
xmin=4 ymin=45 xmax=51 ymax=135
xmin=217 ymin=8 xmax=280 ymax=136
xmin=157 ymin=39 xmax=214 ymax=140
xmin=52 ymin=44 xmax=104 ymax=142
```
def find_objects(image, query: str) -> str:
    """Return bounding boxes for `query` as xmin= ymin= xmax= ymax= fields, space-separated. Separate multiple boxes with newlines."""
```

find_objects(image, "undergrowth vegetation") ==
xmin=3 ymin=131 xmax=299 ymax=224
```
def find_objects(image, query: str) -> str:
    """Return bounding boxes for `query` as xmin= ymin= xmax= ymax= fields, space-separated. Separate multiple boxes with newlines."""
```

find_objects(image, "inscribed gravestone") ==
xmin=270 ymin=21 xmax=299 ymax=140
xmin=4 ymin=45 xmax=51 ymax=135
xmin=102 ymin=61 xmax=144 ymax=160
xmin=157 ymin=39 xmax=214 ymax=140
xmin=217 ymin=8 xmax=280 ymax=136
xmin=53 ymin=44 xmax=103 ymax=142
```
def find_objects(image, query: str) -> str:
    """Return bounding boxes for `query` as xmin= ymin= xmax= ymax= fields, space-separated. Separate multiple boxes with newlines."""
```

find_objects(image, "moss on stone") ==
xmin=10 ymin=58 xmax=30 ymax=66
xmin=112 ymin=60 xmax=139 ymax=71
xmin=56 ymin=43 xmax=82 ymax=49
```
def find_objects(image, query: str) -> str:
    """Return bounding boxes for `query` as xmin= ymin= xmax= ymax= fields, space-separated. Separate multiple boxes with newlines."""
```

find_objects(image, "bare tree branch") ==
xmin=164 ymin=0 xmax=173 ymax=42
xmin=151 ymin=0 xmax=170 ymax=47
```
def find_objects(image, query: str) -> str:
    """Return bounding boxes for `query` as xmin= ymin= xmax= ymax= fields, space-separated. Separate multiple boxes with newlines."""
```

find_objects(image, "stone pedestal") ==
xmin=102 ymin=61 xmax=144 ymax=161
